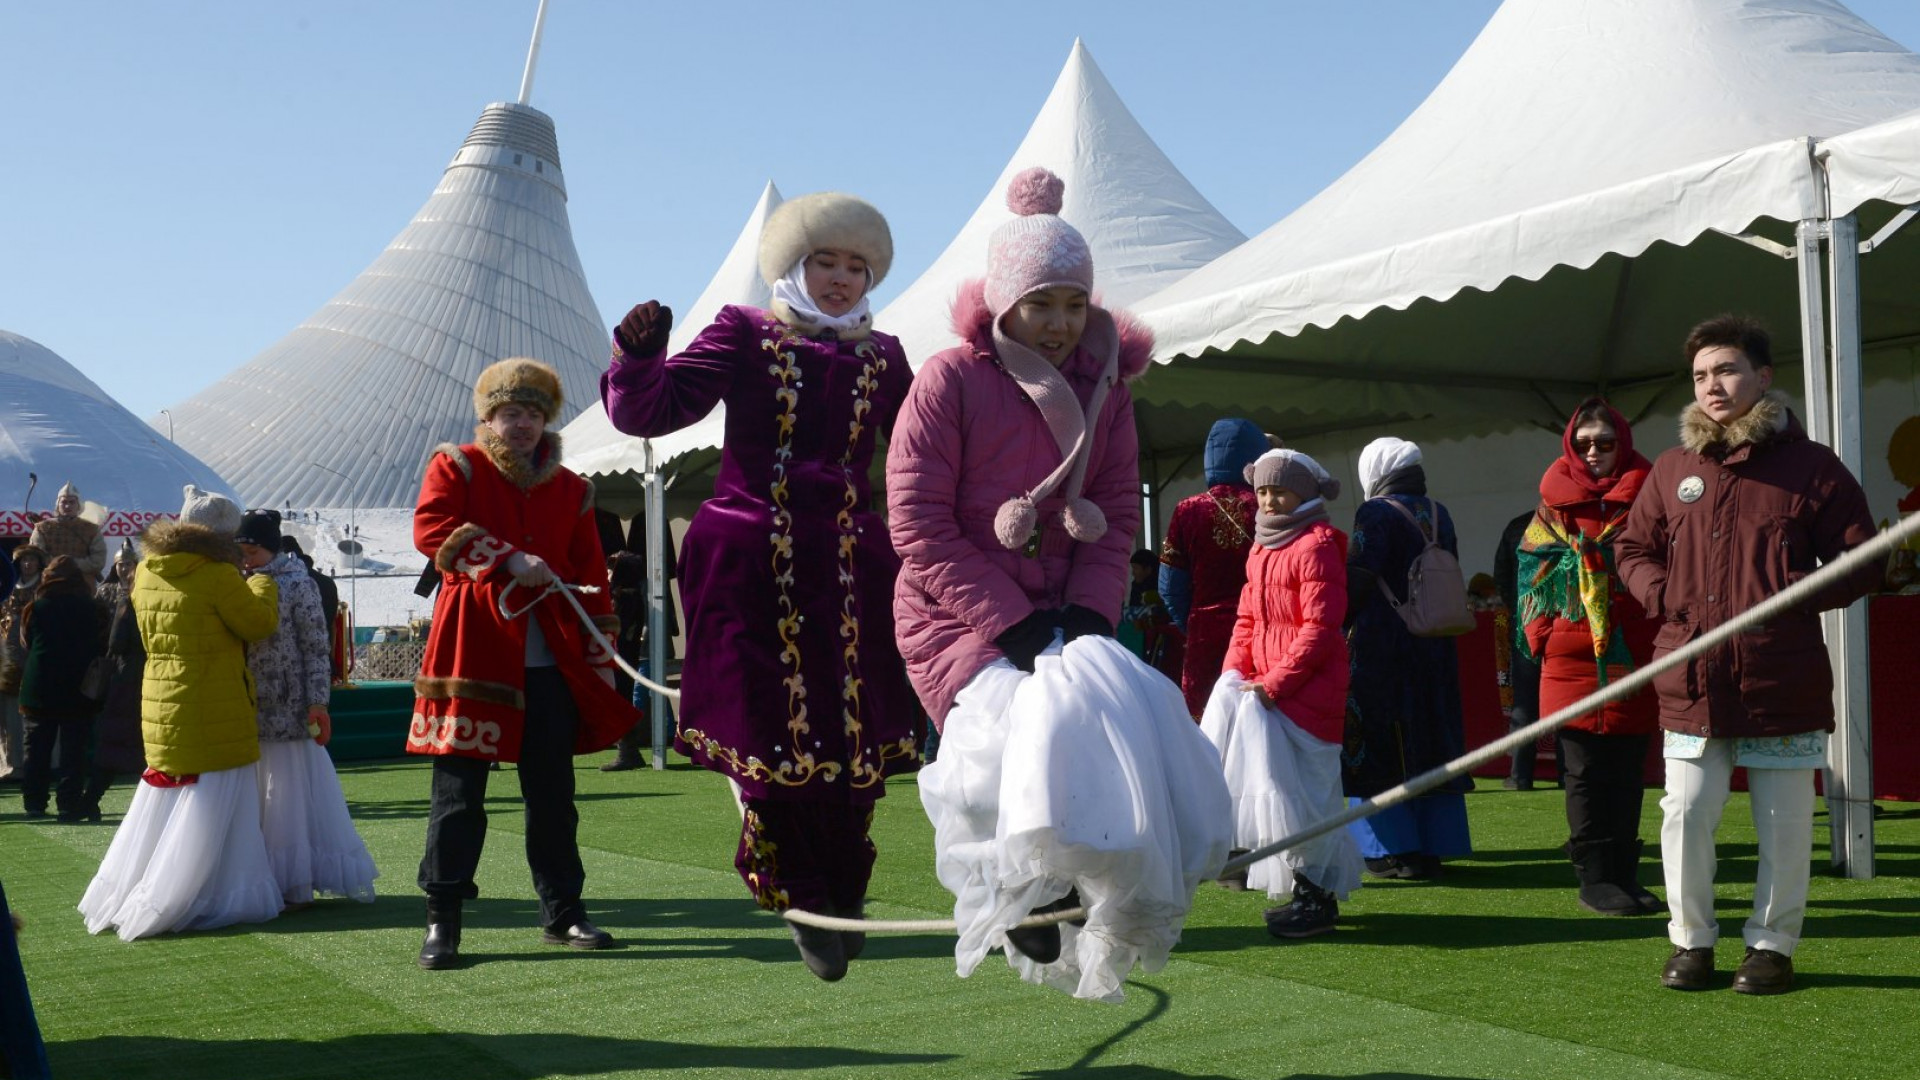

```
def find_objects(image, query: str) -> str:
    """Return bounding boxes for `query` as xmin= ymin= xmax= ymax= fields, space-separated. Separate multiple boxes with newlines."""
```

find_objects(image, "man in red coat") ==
xmin=1618 ymin=315 xmax=1878 ymax=996
xmin=411 ymin=358 xmax=639 ymax=970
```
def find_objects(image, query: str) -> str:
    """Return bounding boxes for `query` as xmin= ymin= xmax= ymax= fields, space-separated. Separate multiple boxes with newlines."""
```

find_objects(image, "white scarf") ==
xmin=1358 ymin=437 xmax=1422 ymax=499
xmin=770 ymin=257 xmax=873 ymax=338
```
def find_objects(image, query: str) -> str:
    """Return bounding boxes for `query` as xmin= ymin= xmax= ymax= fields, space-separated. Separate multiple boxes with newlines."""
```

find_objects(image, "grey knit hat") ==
xmin=178 ymin=484 xmax=242 ymax=535
xmin=1246 ymin=449 xmax=1340 ymax=502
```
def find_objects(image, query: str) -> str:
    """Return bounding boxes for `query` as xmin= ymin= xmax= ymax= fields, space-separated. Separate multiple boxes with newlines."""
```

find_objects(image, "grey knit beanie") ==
xmin=1246 ymin=449 xmax=1340 ymax=502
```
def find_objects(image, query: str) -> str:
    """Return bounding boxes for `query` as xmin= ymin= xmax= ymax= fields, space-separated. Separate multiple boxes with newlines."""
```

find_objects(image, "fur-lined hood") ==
xmin=947 ymin=278 xmax=1153 ymax=382
xmin=1679 ymin=391 xmax=1796 ymax=457
xmin=470 ymin=426 xmax=565 ymax=490
xmin=139 ymin=519 xmax=243 ymax=571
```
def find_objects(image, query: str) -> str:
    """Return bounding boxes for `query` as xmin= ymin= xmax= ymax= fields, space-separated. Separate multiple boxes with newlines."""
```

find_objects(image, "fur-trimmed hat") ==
xmin=179 ymin=484 xmax=241 ymax=536
xmin=473 ymin=358 xmax=563 ymax=421
xmin=984 ymin=166 xmax=1093 ymax=319
xmin=757 ymin=192 xmax=894 ymax=288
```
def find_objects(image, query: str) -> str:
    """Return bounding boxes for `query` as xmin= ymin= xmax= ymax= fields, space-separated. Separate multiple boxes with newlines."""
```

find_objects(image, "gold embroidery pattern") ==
xmin=838 ymin=340 xmax=910 ymax=789
xmin=758 ymin=325 xmax=837 ymax=787
xmin=738 ymin=807 xmax=791 ymax=911
xmin=1210 ymin=492 xmax=1254 ymax=551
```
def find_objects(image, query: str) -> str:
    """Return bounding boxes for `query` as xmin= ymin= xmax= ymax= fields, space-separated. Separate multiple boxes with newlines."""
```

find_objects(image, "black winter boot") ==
xmin=599 ymin=728 xmax=645 ymax=771
xmin=1614 ymin=838 xmax=1662 ymax=914
xmin=834 ymin=901 xmax=867 ymax=962
xmin=790 ymin=920 xmax=849 ymax=982
xmin=1264 ymin=874 xmax=1338 ymax=939
xmin=418 ymin=899 xmax=463 ymax=970
xmin=1569 ymin=840 xmax=1640 ymax=916
xmin=1006 ymin=891 xmax=1081 ymax=964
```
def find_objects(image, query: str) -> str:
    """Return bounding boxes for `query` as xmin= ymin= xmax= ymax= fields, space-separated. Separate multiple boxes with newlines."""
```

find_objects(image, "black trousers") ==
xmin=19 ymin=709 xmax=89 ymax=817
xmin=417 ymin=667 xmax=586 ymax=928
xmin=1560 ymin=727 xmax=1651 ymax=846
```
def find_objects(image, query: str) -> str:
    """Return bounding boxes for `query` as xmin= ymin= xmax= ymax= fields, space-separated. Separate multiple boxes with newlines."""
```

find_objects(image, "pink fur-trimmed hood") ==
xmin=947 ymin=278 xmax=1153 ymax=381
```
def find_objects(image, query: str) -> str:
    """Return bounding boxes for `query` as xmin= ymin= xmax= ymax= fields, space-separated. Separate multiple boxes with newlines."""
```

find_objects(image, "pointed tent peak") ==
xmin=449 ymin=101 xmax=567 ymax=197
xmin=877 ymin=38 xmax=1245 ymax=364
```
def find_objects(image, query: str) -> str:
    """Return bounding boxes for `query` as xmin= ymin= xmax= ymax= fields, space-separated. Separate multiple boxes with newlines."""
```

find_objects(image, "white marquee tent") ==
xmin=1132 ymin=0 xmax=1920 ymax=444
xmin=1 ymin=330 xmax=233 ymax=538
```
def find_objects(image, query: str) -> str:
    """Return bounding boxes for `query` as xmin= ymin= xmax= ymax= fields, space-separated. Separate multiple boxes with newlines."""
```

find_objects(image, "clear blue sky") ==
xmin=7 ymin=1 xmax=1920 ymax=423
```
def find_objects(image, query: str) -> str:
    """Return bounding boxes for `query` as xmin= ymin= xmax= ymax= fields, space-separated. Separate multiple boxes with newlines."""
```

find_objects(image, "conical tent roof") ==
xmin=877 ymin=39 xmax=1246 ymax=367
xmin=0 ymin=330 xmax=233 ymax=537
xmin=564 ymin=181 xmax=783 ymax=482
xmin=164 ymin=102 xmax=606 ymax=509
xmin=1134 ymin=0 xmax=1920 ymax=437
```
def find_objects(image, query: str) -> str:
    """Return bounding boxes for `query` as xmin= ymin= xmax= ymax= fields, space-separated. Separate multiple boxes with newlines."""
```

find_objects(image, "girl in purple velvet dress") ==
xmin=599 ymin=192 xmax=918 ymax=982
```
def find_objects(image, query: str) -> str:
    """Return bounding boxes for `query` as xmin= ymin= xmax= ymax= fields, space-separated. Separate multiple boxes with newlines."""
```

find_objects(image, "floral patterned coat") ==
xmin=248 ymin=553 xmax=332 ymax=743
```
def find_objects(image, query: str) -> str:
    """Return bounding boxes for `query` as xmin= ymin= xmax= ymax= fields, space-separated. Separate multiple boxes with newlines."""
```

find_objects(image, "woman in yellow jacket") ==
xmin=79 ymin=486 xmax=283 ymax=941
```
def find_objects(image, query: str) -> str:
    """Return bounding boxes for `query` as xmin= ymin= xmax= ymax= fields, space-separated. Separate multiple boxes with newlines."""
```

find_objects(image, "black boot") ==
xmin=1569 ymin=840 xmax=1639 ymax=916
xmin=598 ymin=728 xmax=645 ymax=772
xmin=790 ymin=920 xmax=849 ymax=982
xmin=834 ymin=901 xmax=866 ymax=962
xmin=418 ymin=900 xmax=462 ymax=970
xmin=1005 ymin=890 xmax=1079 ymax=964
xmin=1613 ymin=838 xmax=1662 ymax=914
xmin=1264 ymin=874 xmax=1338 ymax=939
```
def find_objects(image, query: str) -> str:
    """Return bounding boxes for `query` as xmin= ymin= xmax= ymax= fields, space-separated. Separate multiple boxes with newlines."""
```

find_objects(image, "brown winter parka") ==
xmin=1615 ymin=393 xmax=1878 ymax=739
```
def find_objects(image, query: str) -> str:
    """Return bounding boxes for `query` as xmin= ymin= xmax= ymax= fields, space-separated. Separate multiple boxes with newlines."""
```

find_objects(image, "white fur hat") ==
xmin=757 ymin=192 xmax=893 ymax=288
xmin=178 ymin=483 xmax=241 ymax=536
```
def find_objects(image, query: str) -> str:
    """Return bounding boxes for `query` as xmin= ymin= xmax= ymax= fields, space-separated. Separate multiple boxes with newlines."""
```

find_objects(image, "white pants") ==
xmin=1660 ymin=740 xmax=1815 ymax=955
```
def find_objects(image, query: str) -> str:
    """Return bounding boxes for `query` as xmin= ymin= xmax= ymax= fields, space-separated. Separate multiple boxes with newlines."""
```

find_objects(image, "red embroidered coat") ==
xmin=1161 ymin=484 xmax=1258 ymax=717
xmin=409 ymin=431 xmax=639 ymax=762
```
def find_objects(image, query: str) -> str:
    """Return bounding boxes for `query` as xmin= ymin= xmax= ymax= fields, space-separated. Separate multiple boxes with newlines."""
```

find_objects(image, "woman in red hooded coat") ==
xmin=1516 ymin=398 xmax=1660 ymax=916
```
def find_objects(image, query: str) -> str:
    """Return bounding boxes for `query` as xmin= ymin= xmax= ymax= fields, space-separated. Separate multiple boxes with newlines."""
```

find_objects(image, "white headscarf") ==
xmin=770 ymin=257 xmax=873 ymax=337
xmin=1357 ymin=437 xmax=1422 ymax=499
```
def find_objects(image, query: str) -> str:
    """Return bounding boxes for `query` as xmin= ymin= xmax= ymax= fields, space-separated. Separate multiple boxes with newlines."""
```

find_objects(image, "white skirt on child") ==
xmin=1199 ymin=672 xmax=1363 ymax=901
xmin=77 ymin=763 xmax=284 ymax=941
xmin=258 ymin=739 xmax=379 ymax=904
xmin=919 ymin=635 xmax=1233 ymax=1002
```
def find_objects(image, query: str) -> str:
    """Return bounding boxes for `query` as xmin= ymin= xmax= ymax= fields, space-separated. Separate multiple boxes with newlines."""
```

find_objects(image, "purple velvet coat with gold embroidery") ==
xmin=600 ymin=305 xmax=919 ymax=804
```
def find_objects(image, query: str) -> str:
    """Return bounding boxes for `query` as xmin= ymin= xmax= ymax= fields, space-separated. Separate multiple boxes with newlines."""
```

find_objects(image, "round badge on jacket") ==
xmin=1677 ymin=476 xmax=1705 ymax=504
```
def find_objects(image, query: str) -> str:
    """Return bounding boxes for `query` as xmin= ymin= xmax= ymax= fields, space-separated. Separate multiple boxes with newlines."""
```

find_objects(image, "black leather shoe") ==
xmin=542 ymin=920 xmax=613 ymax=949
xmin=1004 ymin=921 xmax=1062 ymax=964
xmin=1732 ymin=947 xmax=1794 ymax=995
xmin=1660 ymin=946 xmax=1714 ymax=990
xmin=598 ymin=757 xmax=642 ymax=772
xmin=790 ymin=922 xmax=848 ymax=982
xmin=418 ymin=921 xmax=461 ymax=970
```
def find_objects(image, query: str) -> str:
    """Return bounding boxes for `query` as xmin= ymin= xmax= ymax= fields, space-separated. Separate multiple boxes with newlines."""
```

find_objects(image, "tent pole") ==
xmin=644 ymin=444 xmax=670 ymax=771
xmin=1825 ymin=214 xmax=1874 ymax=879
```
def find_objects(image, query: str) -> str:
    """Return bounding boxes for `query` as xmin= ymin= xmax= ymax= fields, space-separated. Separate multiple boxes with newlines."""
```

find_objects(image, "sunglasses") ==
xmin=1573 ymin=437 xmax=1618 ymax=454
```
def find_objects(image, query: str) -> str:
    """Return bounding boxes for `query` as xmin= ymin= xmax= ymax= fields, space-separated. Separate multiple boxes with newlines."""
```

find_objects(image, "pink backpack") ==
xmin=1372 ymin=497 xmax=1475 ymax=638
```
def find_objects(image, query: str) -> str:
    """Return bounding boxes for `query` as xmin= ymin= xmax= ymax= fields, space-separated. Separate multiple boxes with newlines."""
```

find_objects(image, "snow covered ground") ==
xmin=280 ymin=507 xmax=431 ymax=634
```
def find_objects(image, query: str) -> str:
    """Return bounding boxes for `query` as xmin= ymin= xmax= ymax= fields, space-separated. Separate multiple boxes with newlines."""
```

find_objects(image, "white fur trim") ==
xmin=757 ymin=191 xmax=894 ymax=288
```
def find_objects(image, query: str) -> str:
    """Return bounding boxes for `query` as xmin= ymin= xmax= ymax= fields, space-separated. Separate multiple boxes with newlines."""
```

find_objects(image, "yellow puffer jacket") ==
xmin=134 ymin=520 xmax=280 ymax=775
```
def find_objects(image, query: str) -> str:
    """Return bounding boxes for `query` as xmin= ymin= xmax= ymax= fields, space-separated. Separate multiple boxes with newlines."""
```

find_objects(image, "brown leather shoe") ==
xmin=1732 ymin=947 xmax=1794 ymax=995
xmin=1660 ymin=946 xmax=1715 ymax=990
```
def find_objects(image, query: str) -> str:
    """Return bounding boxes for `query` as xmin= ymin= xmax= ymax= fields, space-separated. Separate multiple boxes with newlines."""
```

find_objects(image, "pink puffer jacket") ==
xmin=888 ymin=280 xmax=1152 ymax=728
xmin=1221 ymin=520 xmax=1350 ymax=743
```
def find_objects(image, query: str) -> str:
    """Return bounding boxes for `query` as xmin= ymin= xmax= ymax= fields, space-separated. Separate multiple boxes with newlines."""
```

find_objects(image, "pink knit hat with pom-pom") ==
xmin=983 ymin=166 xmax=1093 ymax=318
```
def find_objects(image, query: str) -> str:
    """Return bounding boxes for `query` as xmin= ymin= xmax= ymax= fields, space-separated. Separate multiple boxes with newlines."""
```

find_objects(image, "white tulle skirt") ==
xmin=78 ymin=763 xmax=284 ymax=941
xmin=258 ymin=740 xmax=378 ymax=904
xmin=919 ymin=635 xmax=1233 ymax=1002
xmin=1199 ymin=673 xmax=1363 ymax=901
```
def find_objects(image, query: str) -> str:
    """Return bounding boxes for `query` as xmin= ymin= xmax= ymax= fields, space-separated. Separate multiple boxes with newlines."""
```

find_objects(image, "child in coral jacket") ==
xmin=1204 ymin=449 xmax=1363 ymax=938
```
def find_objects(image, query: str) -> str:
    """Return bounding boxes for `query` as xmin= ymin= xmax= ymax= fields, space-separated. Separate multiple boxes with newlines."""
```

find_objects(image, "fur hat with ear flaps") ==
xmin=757 ymin=192 xmax=894 ymax=288
xmin=473 ymin=358 xmax=563 ymax=422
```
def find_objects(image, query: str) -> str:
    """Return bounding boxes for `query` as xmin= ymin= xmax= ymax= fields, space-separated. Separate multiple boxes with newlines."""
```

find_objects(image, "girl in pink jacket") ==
xmin=889 ymin=168 xmax=1231 ymax=1002
xmin=1205 ymin=449 xmax=1363 ymax=939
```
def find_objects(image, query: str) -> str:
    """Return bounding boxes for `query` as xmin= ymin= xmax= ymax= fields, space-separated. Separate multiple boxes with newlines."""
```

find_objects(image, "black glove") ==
xmin=615 ymin=301 xmax=673 ymax=356
xmin=1057 ymin=604 xmax=1114 ymax=643
xmin=993 ymin=609 xmax=1060 ymax=673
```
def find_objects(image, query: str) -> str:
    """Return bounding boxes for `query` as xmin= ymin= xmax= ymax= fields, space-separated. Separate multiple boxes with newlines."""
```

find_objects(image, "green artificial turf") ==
xmin=5 ymin=757 xmax=1916 ymax=1080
